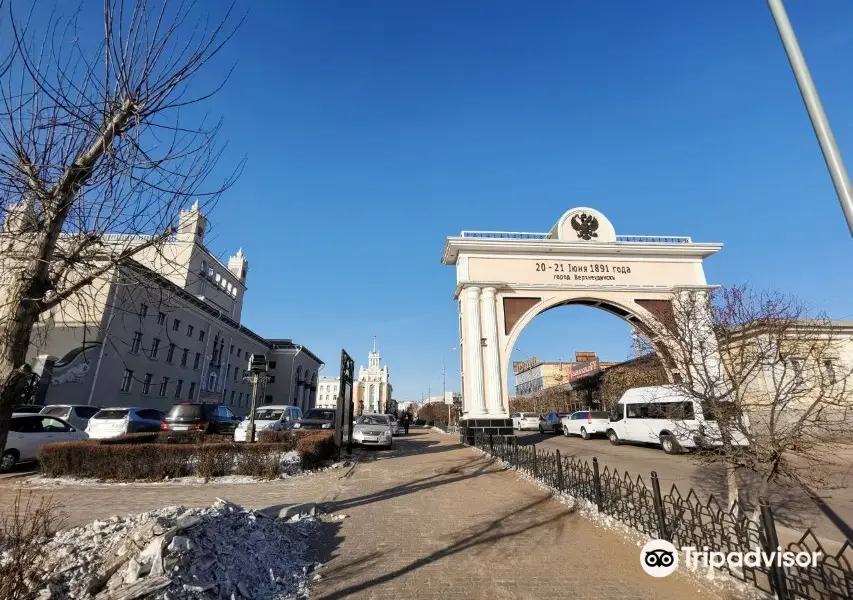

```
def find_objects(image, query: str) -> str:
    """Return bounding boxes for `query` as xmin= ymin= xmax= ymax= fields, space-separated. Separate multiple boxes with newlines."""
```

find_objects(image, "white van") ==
xmin=605 ymin=386 xmax=749 ymax=454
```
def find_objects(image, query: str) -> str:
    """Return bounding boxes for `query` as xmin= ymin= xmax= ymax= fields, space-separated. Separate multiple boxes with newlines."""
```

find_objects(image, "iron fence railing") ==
xmin=471 ymin=433 xmax=853 ymax=600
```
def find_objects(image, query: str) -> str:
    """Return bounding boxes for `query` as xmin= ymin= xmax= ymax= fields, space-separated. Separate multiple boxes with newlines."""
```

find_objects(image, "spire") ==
xmin=373 ymin=334 xmax=377 ymax=353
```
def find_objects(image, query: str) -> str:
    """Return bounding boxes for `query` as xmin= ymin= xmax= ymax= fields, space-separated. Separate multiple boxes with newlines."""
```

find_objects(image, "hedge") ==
xmin=38 ymin=430 xmax=335 ymax=481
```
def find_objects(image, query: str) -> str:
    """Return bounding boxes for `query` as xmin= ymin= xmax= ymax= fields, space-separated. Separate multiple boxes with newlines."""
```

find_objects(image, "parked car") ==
xmin=13 ymin=405 xmax=44 ymax=414
xmin=539 ymin=412 xmax=569 ymax=434
xmin=389 ymin=418 xmax=400 ymax=436
xmin=39 ymin=405 xmax=100 ymax=431
xmin=2 ymin=414 xmax=88 ymax=472
xmin=85 ymin=407 xmax=165 ymax=439
xmin=606 ymin=386 xmax=750 ymax=454
xmin=161 ymin=402 xmax=240 ymax=435
xmin=352 ymin=414 xmax=393 ymax=449
xmin=292 ymin=408 xmax=336 ymax=431
xmin=511 ymin=412 xmax=541 ymax=431
xmin=561 ymin=410 xmax=612 ymax=440
xmin=234 ymin=405 xmax=303 ymax=442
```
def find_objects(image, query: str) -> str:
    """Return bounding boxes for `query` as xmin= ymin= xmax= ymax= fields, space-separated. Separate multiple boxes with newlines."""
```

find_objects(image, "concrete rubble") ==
xmin=31 ymin=499 xmax=323 ymax=600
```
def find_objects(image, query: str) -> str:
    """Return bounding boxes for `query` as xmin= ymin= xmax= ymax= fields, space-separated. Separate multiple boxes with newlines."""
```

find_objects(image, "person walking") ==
xmin=402 ymin=413 xmax=410 ymax=435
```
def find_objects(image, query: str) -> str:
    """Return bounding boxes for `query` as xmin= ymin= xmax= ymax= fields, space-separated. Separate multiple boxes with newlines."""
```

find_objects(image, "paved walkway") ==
xmin=0 ymin=431 xmax=724 ymax=599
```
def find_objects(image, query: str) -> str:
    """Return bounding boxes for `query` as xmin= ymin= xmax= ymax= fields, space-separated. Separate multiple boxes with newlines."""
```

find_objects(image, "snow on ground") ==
xmin=25 ymin=499 xmax=328 ymax=600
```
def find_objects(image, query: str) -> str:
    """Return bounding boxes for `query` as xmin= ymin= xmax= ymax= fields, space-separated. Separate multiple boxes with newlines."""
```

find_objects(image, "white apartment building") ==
xmin=316 ymin=375 xmax=341 ymax=409
xmin=19 ymin=204 xmax=323 ymax=414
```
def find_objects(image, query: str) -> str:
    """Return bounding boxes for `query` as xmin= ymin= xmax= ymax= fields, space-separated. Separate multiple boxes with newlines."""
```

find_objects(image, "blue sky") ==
xmin=177 ymin=1 xmax=853 ymax=400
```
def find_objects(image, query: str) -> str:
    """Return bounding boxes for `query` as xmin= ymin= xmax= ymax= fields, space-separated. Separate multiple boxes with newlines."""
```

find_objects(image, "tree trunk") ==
xmin=726 ymin=463 xmax=746 ymax=517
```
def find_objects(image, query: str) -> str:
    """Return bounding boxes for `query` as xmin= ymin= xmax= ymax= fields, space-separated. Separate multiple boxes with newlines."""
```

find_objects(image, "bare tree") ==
xmin=0 ymin=0 xmax=243 ymax=455
xmin=666 ymin=286 xmax=853 ymax=518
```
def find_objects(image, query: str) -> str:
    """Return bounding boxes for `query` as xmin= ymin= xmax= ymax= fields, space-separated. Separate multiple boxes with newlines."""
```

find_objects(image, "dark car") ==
xmin=292 ymin=408 xmax=336 ymax=431
xmin=161 ymin=402 xmax=240 ymax=435
xmin=539 ymin=411 xmax=570 ymax=434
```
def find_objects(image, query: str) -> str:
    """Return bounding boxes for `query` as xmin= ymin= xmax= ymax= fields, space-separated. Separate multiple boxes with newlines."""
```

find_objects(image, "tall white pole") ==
xmin=767 ymin=0 xmax=853 ymax=236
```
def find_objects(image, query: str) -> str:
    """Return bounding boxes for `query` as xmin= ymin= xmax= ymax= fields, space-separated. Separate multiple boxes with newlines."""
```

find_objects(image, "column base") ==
xmin=459 ymin=417 xmax=513 ymax=446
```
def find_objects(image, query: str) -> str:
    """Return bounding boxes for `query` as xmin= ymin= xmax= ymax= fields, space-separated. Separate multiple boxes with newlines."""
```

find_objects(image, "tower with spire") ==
xmin=356 ymin=335 xmax=392 ymax=415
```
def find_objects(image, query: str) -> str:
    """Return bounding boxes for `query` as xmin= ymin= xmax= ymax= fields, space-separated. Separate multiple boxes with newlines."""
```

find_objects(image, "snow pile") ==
xmin=31 ymin=499 xmax=320 ymax=600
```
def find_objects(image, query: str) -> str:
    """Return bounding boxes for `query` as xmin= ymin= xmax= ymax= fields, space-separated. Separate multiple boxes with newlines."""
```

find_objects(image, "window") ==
xmin=230 ymin=390 xmax=236 ymax=403
xmin=120 ymin=369 xmax=133 ymax=392
xmin=201 ymin=260 xmax=207 ymax=274
xmin=137 ymin=409 xmax=162 ymax=421
xmin=230 ymin=344 xmax=234 ymax=355
xmin=187 ymin=324 xmax=194 ymax=337
xmin=268 ymin=375 xmax=276 ymax=383
xmin=238 ymin=392 xmax=243 ymax=405
xmin=150 ymin=338 xmax=161 ymax=359
xmin=264 ymin=395 xmax=273 ymax=405
xmin=215 ymin=273 xmax=221 ymax=283
xmin=199 ymin=330 xmax=205 ymax=342
xmin=42 ymin=417 xmax=71 ymax=433
xmin=208 ymin=372 xmax=217 ymax=392
xmin=172 ymin=319 xmax=181 ymax=331
xmin=193 ymin=352 xmax=201 ymax=370
xmin=790 ymin=358 xmax=805 ymax=384
xmin=188 ymin=381 xmax=196 ymax=399
xmin=237 ymin=348 xmax=241 ymax=358
xmin=141 ymin=373 xmax=153 ymax=395
xmin=159 ymin=377 xmax=169 ymax=397
xmin=175 ymin=379 xmax=184 ymax=398
xmin=234 ymin=366 xmax=239 ymax=381
xmin=157 ymin=312 xmax=166 ymax=325
xmin=130 ymin=332 xmax=142 ymax=354
xmin=166 ymin=343 xmax=176 ymax=363
xmin=140 ymin=303 xmax=149 ymax=318
xmin=181 ymin=349 xmax=189 ymax=367
xmin=268 ymin=361 xmax=276 ymax=369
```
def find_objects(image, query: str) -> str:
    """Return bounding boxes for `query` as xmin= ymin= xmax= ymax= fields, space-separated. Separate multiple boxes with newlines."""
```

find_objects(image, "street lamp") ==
xmin=766 ymin=0 xmax=853 ymax=236
xmin=244 ymin=353 xmax=269 ymax=443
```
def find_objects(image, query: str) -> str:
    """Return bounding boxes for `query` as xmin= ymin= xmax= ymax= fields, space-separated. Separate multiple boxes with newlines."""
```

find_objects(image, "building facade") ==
xmin=21 ymin=204 xmax=322 ymax=415
xmin=316 ymin=375 xmax=341 ymax=409
xmin=354 ymin=338 xmax=392 ymax=414
xmin=512 ymin=352 xmax=616 ymax=396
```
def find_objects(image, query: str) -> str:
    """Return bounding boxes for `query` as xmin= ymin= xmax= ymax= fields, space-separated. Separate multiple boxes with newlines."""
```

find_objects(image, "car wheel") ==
xmin=581 ymin=427 xmax=590 ymax=440
xmin=1 ymin=450 xmax=18 ymax=473
xmin=607 ymin=430 xmax=620 ymax=445
xmin=661 ymin=434 xmax=680 ymax=455
xmin=563 ymin=426 xmax=570 ymax=437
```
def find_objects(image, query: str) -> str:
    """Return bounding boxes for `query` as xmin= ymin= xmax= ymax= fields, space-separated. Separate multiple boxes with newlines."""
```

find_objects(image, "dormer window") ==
xmin=214 ymin=273 xmax=221 ymax=283
xmin=200 ymin=260 xmax=207 ymax=274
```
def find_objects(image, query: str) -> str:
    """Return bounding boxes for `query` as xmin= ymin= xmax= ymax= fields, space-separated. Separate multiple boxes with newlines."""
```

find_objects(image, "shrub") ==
xmin=38 ymin=430 xmax=338 ymax=481
xmin=0 ymin=492 xmax=63 ymax=600
xmin=256 ymin=430 xmax=297 ymax=447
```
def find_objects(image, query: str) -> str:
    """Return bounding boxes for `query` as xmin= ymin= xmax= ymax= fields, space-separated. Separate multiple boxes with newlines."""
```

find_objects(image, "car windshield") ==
xmin=41 ymin=406 xmax=69 ymax=417
xmin=166 ymin=404 xmax=206 ymax=419
xmin=557 ymin=413 xmax=570 ymax=417
xmin=303 ymin=409 xmax=335 ymax=421
xmin=93 ymin=409 xmax=129 ymax=420
xmin=356 ymin=415 xmax=388 ymax=425
xmin=591 ymin=411 xmax=610 ymax=419
xmin=254 ymin=408 xmax=283 ymax=421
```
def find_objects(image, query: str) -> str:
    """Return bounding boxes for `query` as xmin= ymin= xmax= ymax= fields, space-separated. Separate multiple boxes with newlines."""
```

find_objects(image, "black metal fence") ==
xmin=472 ymin=433 xmax=853 ymax=600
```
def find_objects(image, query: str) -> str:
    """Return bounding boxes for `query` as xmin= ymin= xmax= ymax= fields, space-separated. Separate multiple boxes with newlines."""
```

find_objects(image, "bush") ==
xmin=256 ymin=430 xmax=297 ymax=447
xmin=38 ymin=431 xmax=337 ymax=481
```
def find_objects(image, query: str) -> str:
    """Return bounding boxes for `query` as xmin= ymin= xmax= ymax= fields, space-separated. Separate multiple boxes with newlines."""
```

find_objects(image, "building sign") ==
xmin=568 ymin=359 xmax=600 ymax=383
xmin=513 ymin=356 xmax=540 ymax=374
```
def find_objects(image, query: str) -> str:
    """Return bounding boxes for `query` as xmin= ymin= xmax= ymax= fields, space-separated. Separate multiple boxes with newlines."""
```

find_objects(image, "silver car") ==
xmin=352 ymin=414 xmax=393 ymax=449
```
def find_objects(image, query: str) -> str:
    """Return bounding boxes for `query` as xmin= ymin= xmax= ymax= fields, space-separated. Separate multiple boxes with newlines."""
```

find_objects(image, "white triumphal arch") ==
xmin=442 ymin=207 xmax=723 ymax=442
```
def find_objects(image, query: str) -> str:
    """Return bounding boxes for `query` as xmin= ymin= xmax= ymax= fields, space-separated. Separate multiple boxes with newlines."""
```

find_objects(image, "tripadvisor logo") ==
xmin=641 ymin=539 xmax=823 ymax=578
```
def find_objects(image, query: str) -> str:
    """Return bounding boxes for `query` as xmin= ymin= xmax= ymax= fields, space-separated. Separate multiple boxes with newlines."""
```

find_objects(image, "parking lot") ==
xmin=513 ymin=429 xmax=853 ymax=545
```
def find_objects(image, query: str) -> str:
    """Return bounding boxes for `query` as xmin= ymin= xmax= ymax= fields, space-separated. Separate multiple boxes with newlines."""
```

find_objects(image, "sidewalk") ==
xmin=0 ymin=431 xmax=724 ymax=599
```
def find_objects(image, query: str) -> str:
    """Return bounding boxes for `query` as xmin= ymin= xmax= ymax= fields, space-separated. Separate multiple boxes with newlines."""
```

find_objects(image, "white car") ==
xmin=39 ymin=405 xmax=100 ymax=431
xmin=352 ymin=414 xmax=393 ymax=449
xmin=390 ymin=418 xmax=401 ymax=436
xmin=606 ymin=386 xmax=750 ymax=454
xmin=561 ymin=410 xmax=612 ymax=440
xmin=86 ymin=407 xmax=165 ymax=439
xmin=234 ymin=405 xmax=303 ymax=442
xmin=511 ymin=412 xmax=541 ymax=431
xmin=2 ymin=414 xmax=88 ymax=472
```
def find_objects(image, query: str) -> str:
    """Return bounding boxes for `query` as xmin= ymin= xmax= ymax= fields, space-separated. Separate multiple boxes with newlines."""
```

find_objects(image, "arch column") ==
xmin=462 ymin=286 xmax=487 ymax=417
xmin=480 ymin=287 xmax=505 ymax=416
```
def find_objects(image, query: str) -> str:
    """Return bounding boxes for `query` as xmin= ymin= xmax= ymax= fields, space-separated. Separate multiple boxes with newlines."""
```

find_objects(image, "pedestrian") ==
xmin=402 ymin=413 xmax=410 ymax=435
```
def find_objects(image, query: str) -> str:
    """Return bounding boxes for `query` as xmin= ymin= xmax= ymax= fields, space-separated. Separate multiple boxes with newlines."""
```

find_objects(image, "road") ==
xmin=513 ymin=430 xmax=853 ymax=546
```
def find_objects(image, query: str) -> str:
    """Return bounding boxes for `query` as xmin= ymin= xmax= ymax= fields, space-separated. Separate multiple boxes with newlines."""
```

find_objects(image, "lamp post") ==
xmin=245 ymin=354 xmax=269 ymax=443
xmin=766 ymin=0 xmax=853 ymax=236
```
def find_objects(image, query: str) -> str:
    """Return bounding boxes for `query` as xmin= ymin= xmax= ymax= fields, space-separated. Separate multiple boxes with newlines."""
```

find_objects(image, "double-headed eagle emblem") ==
xmin=570 ymin=212 xmax=599 ymax=241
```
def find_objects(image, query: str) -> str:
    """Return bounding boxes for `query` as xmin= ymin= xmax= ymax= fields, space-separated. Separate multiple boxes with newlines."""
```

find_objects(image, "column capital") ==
xmin=481 ymin=286 xmax=497 ymax=297
xmin=465 ymin=286 xmax=481 ymax=298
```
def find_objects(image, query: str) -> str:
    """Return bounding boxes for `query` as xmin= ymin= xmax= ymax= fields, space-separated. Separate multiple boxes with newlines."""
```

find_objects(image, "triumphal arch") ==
xmin=441 ymin=207 xmax=723 ymax=443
